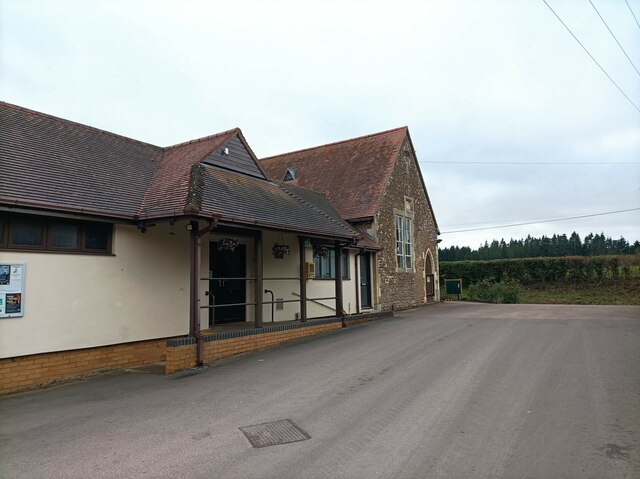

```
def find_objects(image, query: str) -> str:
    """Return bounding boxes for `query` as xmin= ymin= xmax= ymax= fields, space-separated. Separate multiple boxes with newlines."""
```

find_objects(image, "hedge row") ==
xmin=440 ymin=255 xmax=640 ymax=286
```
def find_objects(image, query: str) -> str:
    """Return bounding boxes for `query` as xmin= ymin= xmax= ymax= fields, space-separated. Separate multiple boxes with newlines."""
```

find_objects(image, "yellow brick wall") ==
xmin=0 ymin=339 xmax=166 ymax=395
xmin=165 ymin=322 xmax=342 ymax=374
xmin=2 ymin=320 xmax=367 ymax=394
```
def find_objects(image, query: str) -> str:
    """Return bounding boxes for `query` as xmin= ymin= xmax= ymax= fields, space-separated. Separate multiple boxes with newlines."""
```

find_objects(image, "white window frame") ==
xmin=395 ymin=198 xmax=414 ymax=272
xmin=404 ymin=217 xmax=412 ymax=269
xmin=396 ymin=215 xmax=404 ymax=269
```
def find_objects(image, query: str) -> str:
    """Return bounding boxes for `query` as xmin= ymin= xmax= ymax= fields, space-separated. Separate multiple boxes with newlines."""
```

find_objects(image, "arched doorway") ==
xmin=425 ymin=249 xmax=435 ymax=302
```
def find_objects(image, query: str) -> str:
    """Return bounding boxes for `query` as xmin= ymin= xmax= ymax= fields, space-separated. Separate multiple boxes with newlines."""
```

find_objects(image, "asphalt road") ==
xmin=1 ymin=303 xmax=639 ymax=478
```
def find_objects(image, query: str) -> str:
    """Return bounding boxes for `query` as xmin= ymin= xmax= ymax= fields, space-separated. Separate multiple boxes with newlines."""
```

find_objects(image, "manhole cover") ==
xmin=239 ymin=419 xmax=310 ymax=448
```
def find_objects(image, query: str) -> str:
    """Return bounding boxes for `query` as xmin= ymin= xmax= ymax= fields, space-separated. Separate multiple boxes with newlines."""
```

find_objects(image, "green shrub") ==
xmin=466 ymin=279 xmax=520 ymax=304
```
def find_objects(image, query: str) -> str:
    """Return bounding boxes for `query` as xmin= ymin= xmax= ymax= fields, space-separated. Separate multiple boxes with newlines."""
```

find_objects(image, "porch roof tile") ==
xmin=199 ymin=167 xmax=357 ymax=239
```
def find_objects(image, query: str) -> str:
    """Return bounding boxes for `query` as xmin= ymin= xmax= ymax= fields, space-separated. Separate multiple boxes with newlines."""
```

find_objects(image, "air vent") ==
xmin=283 ymin=168 xmax=296 ymax=182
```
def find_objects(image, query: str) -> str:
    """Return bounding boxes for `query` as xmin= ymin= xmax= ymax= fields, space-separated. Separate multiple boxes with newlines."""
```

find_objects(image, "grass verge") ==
xmin=518 ymin=279 xmax=640 ymax=305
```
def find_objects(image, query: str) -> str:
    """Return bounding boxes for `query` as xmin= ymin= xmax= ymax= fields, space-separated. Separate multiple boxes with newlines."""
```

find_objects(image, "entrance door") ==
xmin=359 ymin=252 xmax=372 ymax=309
xmin=209 ymin=242 xmax=246 ymax=326
xmin=425 ymin=251 xmax=435 ymax=300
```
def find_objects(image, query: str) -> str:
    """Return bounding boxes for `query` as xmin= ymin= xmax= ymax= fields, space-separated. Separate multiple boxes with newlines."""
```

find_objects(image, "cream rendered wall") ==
xmin=261 ymin=231 xmax=301 ymax=323
xmin=0 ymin=222 xmax=191 ymax=359
xmin=305 ymin=247 xmax=358 ymax=318
xmin=262 ymin=233 xmax=357 ymax=321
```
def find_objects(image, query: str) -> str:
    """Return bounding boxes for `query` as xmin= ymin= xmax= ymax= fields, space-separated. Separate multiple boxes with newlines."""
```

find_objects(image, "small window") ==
xmin=283 ymin=168 xmax=296 ymax=182
xmin=0 ymin=215 xmax=6 ymax=247
xmin=83 ymin=223 xmax=111 ymax=251
xmin=10 ymin=216 xmax=44 ymax=248
xmin=313 ymin=248 xmax=349 ymax=279
xmin=48 ymin=223 xmax=79 ymax=249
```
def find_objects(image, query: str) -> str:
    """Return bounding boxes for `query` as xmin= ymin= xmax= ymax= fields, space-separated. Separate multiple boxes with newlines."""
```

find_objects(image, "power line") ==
xmin=440 ymin=207 xmax=640 ymax=234
xmin=542 ymin=0 xmax=640 ymax=114
xmin=625 ymin=0 xmax=640 ymax=30
xmin=441 ymin=212 xmax=578 ymax=228
xmin=588 ymin=0 xmax=640 ymax=77
xmin=420 ymin=160 xmax=640 ymax=165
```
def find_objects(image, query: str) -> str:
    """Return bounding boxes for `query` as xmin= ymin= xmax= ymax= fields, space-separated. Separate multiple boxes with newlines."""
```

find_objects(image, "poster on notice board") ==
xmin=0 ymin=264 xmax=25 ymax=318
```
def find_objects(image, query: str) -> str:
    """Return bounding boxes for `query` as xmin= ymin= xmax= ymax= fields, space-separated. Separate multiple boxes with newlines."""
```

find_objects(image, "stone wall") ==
xmin=374 ymin=138 xmax=439 ymax=311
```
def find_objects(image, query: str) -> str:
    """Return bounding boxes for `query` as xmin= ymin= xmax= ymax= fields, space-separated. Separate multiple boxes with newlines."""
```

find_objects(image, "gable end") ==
xmin=202 ymin=135 xmax=266 ymax=179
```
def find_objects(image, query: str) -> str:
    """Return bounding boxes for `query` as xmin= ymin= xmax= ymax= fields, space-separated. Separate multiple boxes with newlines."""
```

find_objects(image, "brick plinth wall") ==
xmin=1 ymin=312 xmax=392 ymax=394
xmin=166 ymin=321 xmax=343 ymax=374
xmin=166 ymin=312 xmax=392 ymax=374
xmin=0 ymin=339 xmax=166 ymax=395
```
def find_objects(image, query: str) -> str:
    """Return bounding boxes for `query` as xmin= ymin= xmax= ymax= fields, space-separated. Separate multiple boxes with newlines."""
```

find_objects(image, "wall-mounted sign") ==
xmin=0 ymin=264 xmax=25 ymax=318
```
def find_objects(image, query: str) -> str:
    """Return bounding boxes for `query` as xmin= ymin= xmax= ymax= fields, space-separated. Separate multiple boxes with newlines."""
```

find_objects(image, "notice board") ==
xmin=0 ymin=264 xmax=25 ymax=318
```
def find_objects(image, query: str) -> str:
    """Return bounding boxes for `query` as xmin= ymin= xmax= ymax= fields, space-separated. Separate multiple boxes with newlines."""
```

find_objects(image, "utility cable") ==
xmin=542 ymin=0 xmax=640 ymax=114
xmin=420 ymin=160 xmax=640 ymax=165
xmin=588 ymin=0 xmax=640 ymax=77
xmin=625 ymin=0 xmax=640 ymax=30
xmin=440 ymin=207 xmax=640 ymax=234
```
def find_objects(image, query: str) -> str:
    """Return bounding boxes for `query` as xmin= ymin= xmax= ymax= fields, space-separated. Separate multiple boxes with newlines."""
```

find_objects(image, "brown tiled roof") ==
xmin=198 ymin=167 xmax=357 ymax=238
xmin=138 ymin=129 xmax=237 ymax=218
xmin=0 ymin=102 xmax=357 ymax=240
xmin=0 ymin=102 xmax=162 ymax=219
xmin=351 ymin=225 xmax=382 ymax=251
xmin=280 ymin=182 xmax=382 ymax=250
xmin=260 ymin=127 xmax=407 ymax=221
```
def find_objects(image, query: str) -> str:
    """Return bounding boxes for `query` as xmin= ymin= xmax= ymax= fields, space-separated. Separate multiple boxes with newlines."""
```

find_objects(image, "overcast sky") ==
xmin=2 ymin=0 xmax=639 ymax=248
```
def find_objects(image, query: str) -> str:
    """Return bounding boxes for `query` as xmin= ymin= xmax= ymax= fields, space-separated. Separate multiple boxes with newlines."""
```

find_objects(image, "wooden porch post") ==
xmin=189 ymin=220 xmax=199 ymax=336
xmin=299 ymin=236 xmax=307 ymax=322
xmin=254 ymin=230 xmax=263 ymax=329
xmin=334 ymin=240 xmax=346 ymax=327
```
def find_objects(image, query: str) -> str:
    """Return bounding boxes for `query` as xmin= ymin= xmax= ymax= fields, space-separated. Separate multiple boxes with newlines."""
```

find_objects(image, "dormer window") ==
xmin=283 ymin=168 xmax=296 ymax=182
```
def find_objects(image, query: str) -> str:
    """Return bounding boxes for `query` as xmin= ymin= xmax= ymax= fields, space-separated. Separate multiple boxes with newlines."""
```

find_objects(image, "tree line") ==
xmin=439 ymin=232 xmax=640 ymax=262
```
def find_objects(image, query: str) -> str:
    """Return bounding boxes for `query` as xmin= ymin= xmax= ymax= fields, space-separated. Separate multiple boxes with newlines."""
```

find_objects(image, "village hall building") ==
xmin=0 ymin=102 xmax=439 ymax=394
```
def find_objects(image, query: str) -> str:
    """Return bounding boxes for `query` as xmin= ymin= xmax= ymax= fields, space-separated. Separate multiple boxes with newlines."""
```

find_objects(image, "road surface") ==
xmin=1 ymin=303 xmax=639 ymax=478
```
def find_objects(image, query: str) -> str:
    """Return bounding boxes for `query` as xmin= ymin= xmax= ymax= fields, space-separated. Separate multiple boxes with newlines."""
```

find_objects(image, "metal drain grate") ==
xmin=239 ymin=419 xmax=311 ymax=448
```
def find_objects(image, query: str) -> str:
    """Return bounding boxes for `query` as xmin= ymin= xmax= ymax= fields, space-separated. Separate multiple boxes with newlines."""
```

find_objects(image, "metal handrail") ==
xmin=199 ymin=297 xmax=336 ymax=309
xmin=200 ymin=276 xmax=301 ymax=281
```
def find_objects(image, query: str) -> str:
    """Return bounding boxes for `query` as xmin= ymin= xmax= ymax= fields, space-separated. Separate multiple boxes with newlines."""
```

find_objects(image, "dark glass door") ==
xmin=359 ymin=252 xmax=372 ymax=309
xmin=209 ymin=242 xmax=246 ymax=325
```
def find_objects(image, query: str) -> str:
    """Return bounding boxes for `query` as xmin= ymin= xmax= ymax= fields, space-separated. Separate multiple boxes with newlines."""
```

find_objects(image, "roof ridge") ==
xmin=261 ymin=126 xmax=408 ymax=161
xmin=163 ymin=128 xmax=239 ymax=150
xmin=0 ymin=101 xmax=162 ymax=151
